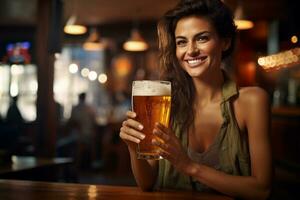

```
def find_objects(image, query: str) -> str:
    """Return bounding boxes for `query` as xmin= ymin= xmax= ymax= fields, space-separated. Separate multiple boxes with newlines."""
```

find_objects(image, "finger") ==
xmin=124 ymin=119 xmax=144 ymax=131
xmin=152 ymin=138 xmax=169 ymax=151
xmin=126 ymin=111 xmax=136 ymax=118
xmin=120 ymin=131 xmax=141 ymax=144
xmin=153 ymin=127 xmax=170 ymax=142
xmin=152 ymin=136 xmax=180 ymax=159
xmin=155 ymin=122 xmax=171 ymax=134
xmin=120 ymin=126 xmax=145 ymax=140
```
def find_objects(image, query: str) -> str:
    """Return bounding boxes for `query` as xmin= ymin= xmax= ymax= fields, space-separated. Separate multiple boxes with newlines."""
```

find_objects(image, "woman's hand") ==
xmin=152 ymin=122 xmax=192 ymax=173
xmin=119 ymin=111 xmax=145 ymax=149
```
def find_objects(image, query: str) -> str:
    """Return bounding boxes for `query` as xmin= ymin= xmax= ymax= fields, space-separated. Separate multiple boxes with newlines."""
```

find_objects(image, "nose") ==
xmin=187 ymin=41 xmax=200 ymax=56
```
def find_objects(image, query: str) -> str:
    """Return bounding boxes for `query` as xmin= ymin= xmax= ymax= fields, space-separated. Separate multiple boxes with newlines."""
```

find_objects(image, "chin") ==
xmin=185 ymin=66 xmax=207 ymax=78
xmin=189 ymin=72 xmax=204 ymax=78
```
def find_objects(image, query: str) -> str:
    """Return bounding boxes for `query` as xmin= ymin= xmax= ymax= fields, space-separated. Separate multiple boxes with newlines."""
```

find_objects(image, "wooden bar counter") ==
xmin=0 ymin=156 xmax=74 ymax=182
xmin=0 ymin=179 xmax=233 ymax=200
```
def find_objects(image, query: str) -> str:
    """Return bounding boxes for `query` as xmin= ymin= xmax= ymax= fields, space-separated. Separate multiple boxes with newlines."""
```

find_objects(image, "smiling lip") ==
xmin=185 ymin=56 xmax=207 ymax=67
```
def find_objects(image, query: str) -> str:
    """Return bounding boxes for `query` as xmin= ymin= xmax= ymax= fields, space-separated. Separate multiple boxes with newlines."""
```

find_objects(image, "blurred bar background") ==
xmin=0 ymin=0 xmax=299 ymax=199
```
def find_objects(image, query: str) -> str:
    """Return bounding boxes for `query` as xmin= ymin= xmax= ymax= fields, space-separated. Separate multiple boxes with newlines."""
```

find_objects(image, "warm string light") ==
xmin=88 ymin=71 xmax=97 ymax=81
xmin=81 ymin=68 xmax=90 ymax=77
xmin=68 ymin=63 xmax=79 ymax=74
xmin=98 ymin=73 xmax=108 ymax=84
xmin=258 ymin=48 xmax=300 ymax=71
xmin=291 ymin=35 xmax=298 ymax=44
xmin=70 ymin=64 xmax=107 ymax=84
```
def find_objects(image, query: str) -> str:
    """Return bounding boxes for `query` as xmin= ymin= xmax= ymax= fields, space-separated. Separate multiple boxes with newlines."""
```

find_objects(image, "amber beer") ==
xmin=132 ymin=80 xmax=171 ymax=160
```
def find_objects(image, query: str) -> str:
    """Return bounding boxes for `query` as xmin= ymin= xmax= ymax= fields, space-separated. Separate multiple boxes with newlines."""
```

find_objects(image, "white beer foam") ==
xmin=132 ymin=80 xmax=171 ymax=96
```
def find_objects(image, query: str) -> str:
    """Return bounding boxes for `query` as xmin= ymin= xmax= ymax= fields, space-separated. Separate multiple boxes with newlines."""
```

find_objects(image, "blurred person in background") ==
xmin=119 ymin=0 xmax=272 ymax=199
xmin=1 ymin=95 xmax=25 ymax=155
xmin=70 ymin=92 xmax=97 ymax=170
xmin=100 ymin=90 xmax=131 ymax=172
xmin=6 ymin=95 xmax=24 ymax=126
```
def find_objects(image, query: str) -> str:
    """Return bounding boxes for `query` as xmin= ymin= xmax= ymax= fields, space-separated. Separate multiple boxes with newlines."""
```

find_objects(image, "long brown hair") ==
xmin=157 ymin=0 xmax=237 ymax=132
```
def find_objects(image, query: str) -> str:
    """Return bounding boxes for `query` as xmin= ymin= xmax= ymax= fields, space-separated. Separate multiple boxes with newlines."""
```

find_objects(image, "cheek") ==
xmin=176 ymin=47 xmax=185 ymax=60
xmin=201 ymin=42 xmax=215 ymax=53
xmin=205 ymin=44 xmax=223 ymax=60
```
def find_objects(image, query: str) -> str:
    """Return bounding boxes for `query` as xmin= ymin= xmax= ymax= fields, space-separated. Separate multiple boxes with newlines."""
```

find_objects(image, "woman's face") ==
xmin=175 ymin=16 xmax=229 ymax=78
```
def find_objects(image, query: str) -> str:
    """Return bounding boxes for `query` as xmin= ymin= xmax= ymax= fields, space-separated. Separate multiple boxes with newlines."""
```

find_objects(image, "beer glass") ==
xmin=132 ymin=80 xmax=171 ymax=160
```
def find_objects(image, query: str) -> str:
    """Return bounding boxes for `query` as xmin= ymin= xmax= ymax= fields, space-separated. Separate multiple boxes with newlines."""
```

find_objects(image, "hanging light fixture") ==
xmin=234 ymin=1 xmax=254 ymax=30
xmin=83 ymin=28 xmax=106 ymax=51
xmin=64 ymin=15 xmax=87 ymax=35
xmin=123 ymin=28 xmax=149 ymax=52
xmin=64 ymin=0 xmax=87 ymax=35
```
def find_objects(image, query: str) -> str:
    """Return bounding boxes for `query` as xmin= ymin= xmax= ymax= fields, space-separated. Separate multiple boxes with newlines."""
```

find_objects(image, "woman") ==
xmin=119 ymin=0 xmax=272 ymax=199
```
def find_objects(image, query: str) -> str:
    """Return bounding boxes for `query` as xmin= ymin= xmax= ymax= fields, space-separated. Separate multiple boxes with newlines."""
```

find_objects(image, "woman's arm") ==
xmin=127 ymin=145 xmax=158 ymax=191
xmin=120 ymin=111 xmax=158 ymax=191
xmin=153 ymin=87 xmax=272 ymax=200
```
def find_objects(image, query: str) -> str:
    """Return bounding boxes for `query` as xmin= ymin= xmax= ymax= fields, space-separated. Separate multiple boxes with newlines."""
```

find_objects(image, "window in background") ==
xmin=0 ymin=64 xmax=37 ymax=122
xmin=54 ymin=44 xmax=111 ymax=124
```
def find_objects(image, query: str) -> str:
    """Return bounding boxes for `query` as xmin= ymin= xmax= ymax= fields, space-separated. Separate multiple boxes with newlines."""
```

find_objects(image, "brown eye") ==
xmin=196 ymin=35 xmax=209 ymax=42
xmin=176 ymin=40 xmax=186 ymax=46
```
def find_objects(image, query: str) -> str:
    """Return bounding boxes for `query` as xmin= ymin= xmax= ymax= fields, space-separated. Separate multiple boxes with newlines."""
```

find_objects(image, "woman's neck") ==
xmin=192 ymin=69 xmax=224 ymax=108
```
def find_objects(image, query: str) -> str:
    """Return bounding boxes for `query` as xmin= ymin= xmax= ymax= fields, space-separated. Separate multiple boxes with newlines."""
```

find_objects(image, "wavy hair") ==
xmin=157 ymin=0 xmax=237 ymax=132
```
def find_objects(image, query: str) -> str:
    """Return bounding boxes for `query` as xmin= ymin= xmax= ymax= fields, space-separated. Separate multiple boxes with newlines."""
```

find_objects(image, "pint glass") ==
xmin=132 ymin=80 xmax=171 ymax=160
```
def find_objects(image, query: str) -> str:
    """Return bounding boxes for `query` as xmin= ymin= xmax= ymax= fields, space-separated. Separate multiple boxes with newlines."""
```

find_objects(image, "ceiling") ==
xmin=65 ymin=0 xmax=180 ymax=25
xmin=0 ymin=0 xmax=288 ymax=26
xmin=0 ymin=0 xmax=180 ymax=26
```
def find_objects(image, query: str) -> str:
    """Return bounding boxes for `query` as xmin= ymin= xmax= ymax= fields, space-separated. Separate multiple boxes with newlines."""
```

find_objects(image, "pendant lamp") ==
xmin=83 ymin=28 xmax=105 ymax=51
xmin=64 ymin=0 xmax=87 ymax=35
xmin=234 ymin=1 xmax=254 ymax=30
xmin=123 ymin=28 xmax=148 ymax=52
xmin=64 ymin=15 xmax=87 ymax=35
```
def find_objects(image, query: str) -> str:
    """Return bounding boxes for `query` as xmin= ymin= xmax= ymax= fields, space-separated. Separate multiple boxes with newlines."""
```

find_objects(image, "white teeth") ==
xmin=188 ymin=59 xmax=201 ymax=64
xmin=187 ymin=58 xmax=204 ymax=65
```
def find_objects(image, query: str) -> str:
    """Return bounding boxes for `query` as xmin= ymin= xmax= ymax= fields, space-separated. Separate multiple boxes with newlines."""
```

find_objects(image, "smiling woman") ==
xmin=174 ymin=16 xmax=228 ymax=78
xmin=120 ymin=0 xmax=272 ymax=199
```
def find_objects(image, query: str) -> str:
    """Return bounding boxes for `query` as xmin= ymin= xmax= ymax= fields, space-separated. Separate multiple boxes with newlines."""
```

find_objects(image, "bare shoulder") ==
xmin=235 ymin=87 xmax=270 ymax=136
xmin=238 ymin=86 xmax=270 ymax=107
xmin=233 ymin=87 xmax=270 ymax=131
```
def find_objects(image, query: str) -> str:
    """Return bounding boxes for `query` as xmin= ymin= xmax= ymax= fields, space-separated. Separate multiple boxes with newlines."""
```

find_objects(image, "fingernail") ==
xmin=138 ymin=124 xmax=143 ymax=130
xmin=140 ymin=134 xmax=145 ymax=139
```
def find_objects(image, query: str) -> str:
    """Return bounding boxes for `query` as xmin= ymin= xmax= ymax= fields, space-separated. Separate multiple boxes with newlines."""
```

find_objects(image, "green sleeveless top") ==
xmin=155 ymin=76 xmax=251 ymax=191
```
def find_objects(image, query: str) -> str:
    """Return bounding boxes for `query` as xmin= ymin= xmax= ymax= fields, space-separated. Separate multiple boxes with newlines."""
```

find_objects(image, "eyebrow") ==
xmin=175 ymin=31 xmax=210 ymax=40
